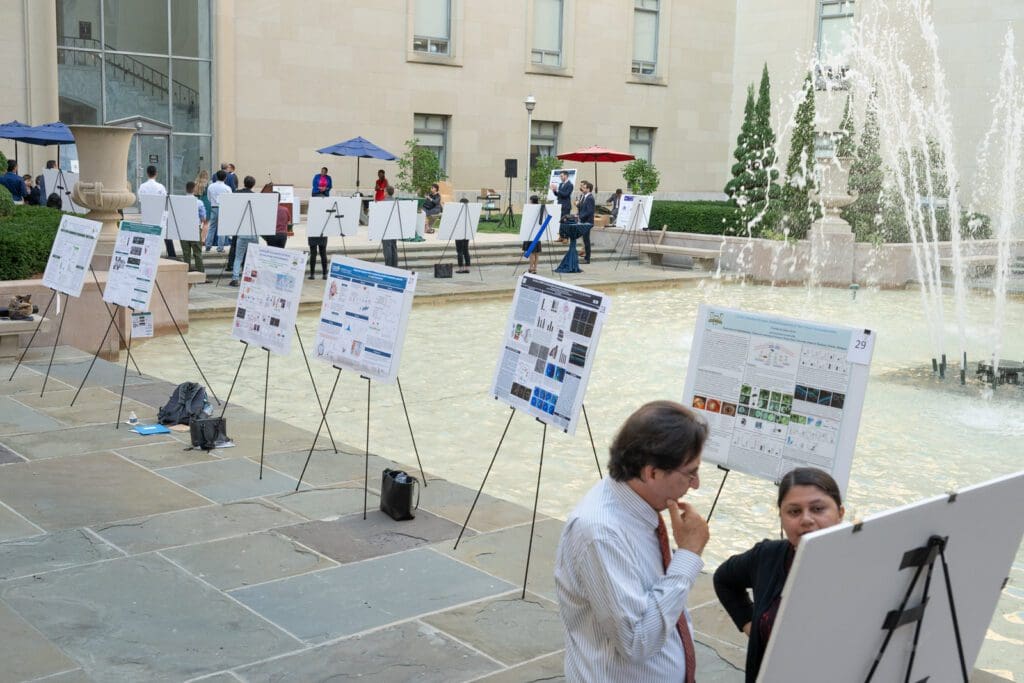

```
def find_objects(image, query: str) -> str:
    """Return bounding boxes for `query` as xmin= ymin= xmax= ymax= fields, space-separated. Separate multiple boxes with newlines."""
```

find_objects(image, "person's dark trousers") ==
xmin=581 ymin=231 xmax=591 ymax=262
xmin=382 ymin=239 xmax=398 ymax=268
xmin=456 ymin=239 xmax=471 ymax=267
xmin=308 ymin=236 xmax=328 ymax=277
xmin=262 ymin=234 xmax=287 ymax=248
xmin=164 ymin=239 xmax=177 ymax=258
xmin=226 ymin=236 xmax=238 ymax=273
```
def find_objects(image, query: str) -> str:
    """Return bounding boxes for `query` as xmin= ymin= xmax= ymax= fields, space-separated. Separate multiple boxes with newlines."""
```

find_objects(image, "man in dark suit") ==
xmin=552 ymin=170 xmax=574 ymax=242
xmin=576 ymin=180 xmax=595 ymax=264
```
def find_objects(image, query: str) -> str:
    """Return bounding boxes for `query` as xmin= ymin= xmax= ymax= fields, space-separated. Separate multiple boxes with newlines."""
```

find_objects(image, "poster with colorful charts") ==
xmin=103 ymin=221 xmax=163 ymax=311
xmin=490 ymin=273 xmax=610 ymax=435
xmin=230 ymin=243 xmax=308 ymax=356
xmin=681 ymin=304 xmax=876 ymax=495
xmin=42 ymin=214 xmax=102 ymax=297
xmin=312 ymin=256 xmax=417 ymax=383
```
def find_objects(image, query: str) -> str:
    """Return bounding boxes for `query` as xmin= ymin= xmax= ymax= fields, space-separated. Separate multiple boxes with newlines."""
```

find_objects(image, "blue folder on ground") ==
xmin=133 ymin=423 xmax=171 ymax=435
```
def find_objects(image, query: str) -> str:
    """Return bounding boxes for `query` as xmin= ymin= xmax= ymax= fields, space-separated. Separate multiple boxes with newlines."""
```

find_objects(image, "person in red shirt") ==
xmin=374 ymin=169 xmax=388 ymax=201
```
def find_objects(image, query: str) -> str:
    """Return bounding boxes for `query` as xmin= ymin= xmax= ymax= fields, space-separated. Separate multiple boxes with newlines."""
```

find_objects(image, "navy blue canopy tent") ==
xmin=0 ymin=120 xmax=75 ymax=163
xmin=316 ymin=136 xmax=397 ymax=192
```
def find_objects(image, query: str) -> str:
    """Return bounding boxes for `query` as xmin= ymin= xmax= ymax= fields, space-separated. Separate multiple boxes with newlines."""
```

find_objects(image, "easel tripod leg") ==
xmin=71 ymin=306 xmax=118 ymax=406
xmin=581 ymin=403 xmax=603 ymax=479
xmin=156 ymin=281 xmax=220 ymax=404
xmin=364 ymin=377 xmax=371 ymax=520
xmin=454 ymin=408 xmax=516 ymax=549
xmin=707 ymin=468 xmax=730 ymax=522
xmin=115 ymin=314 xmax=133 ymax=429
xmin=219 ymin=342 xmax=249 ymax=419
xmin=396 ymin=377 xmax=426 ymax=486
xmin=295 ymin=367 xmax=342 ymax=491
xmin=41 ymin=294 xmax=69 ymax=397
xmin=522 ymin=421 xmax=548 ymax=599
xmin=296 ymin=326 xmax=337 ymax=453
xmin=258 ymin=348 xmax=270 ymax=480
xmin=8 ymin=289 xmax=56 ymax=382
xmin=90 ymin=267 xmax=141 ymax=374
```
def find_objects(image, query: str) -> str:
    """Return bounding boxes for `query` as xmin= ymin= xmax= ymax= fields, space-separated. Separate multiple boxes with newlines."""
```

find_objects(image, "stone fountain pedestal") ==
xmin=809 ymin=157 xmax=859 ymax=285
xmin=68 ymin=125 xmax=137 ymax=265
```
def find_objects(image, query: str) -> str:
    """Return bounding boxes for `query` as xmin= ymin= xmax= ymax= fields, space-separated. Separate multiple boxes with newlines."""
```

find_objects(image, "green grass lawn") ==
xmin=476 ymin=213 xmax=522 ymax=233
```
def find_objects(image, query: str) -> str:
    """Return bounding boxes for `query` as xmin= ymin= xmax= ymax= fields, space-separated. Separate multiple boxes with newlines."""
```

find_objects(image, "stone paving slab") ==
xmin=229 ymin=547 xmax=516 ymax=644
xmin=422 ymin=592 xmax=563 ymax=665
xmin=210 ymin=408 xmax=331 ymax=459
xmin=0 ymin=423 xmax=176 ymax=460
xmin=120 ymin=378 xmax=186 ymax=409
xmin=474 ymin=651 xmax=566 ymax=682
xmin=0 ymin=368 xmax=74 ymax=395
xmin=0 ymin=600 xmax=79 ymax=682
xmin=0 ymin=442 xmax=26 ymax=464
xmin=161 ymin=530 xmax=338 ymax=590
xmin=13 ymin=386 xmax=153 ymax=428
xmin=0 ymin=451 xmax=209 ymax=531
xmin=0 ymin=395 xmax=65 ymax=435
xmin=277 ymin=509 xmax=470 ymax=565
xmin=269 ymin=482 xmax=380 ymax=520
xmin=0 ymin=528 xmax=122 ymax=580
xmin=233 ymin=620 xmax=500 ymax=682
xmin=157 ymin=457 xmax=305 ymax=503
xmin=24 ymin=358 xmax=155 ymax=390
xmin=255 ymin=448 xmax=404 ymax=488
xmin=34 ymin=669 xmax=95 ymax=683
xmin=417 ymin=476 xmax=540 ymax=532
xmin=112 ymin=436 xmax=218 ymax=469
xmin=439 ymin=517 xmax=564 ymax=602
xmin=0 ymin=554 xmax=302 ymax=681
xmin=0 ymin=504 xmax=42 ymax=542
xmin=92 ymin=499 xmax=304 ymax=554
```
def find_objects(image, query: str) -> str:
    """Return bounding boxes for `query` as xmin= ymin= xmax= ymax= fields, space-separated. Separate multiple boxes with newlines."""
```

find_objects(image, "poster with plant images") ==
xmin=490 ymin=273 xmax=610 ymax=435
xmin=681 ymin=304 xmax=875 ymax=495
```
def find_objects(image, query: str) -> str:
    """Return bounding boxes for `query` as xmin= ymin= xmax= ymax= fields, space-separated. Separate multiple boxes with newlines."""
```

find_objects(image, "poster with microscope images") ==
xmin=491 ymin=273 xmax=610 ymax=435
xmin=103 ymin=221 xmax=163 ymax=311
xmin=230 ymin=243 xmax=307 ymax=356
xmin=312 ymin=256 xmax=417 ymax=384
xmin=681 ymin=304 xmax=875 ymax=494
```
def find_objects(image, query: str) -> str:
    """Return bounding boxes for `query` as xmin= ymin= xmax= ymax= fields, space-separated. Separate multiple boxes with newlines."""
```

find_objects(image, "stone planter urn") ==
xmin=809 ymin=156 xmax=859 ymax=236
xmin=69 ymin=125 xmax=136 ymax=252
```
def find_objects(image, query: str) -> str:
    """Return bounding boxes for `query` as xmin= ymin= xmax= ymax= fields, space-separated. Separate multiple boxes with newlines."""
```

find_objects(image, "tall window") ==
xmin=531 ymin=121 xmax=560 ymax=166
xmin=413 ymin=0 xmax=451 ymax=55
xmin=414 ymin=114 xmax=449 ymax=171
xmin=632 ymin=0 xmax=659 ymax=76
xmin=817 ymin=0 xmax=855 ymax=84
xmin=629 ymin=127 xmax=655 ymax=163
xmin=532 ymin=0 xmax=563 ymax=67
xmin=56 ymin=0 xmax=213 ymax=193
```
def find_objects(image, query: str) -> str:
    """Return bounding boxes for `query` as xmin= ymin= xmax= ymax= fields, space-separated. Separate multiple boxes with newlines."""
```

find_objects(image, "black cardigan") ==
xmin=713 ymin=539 xmax=792 ymax=683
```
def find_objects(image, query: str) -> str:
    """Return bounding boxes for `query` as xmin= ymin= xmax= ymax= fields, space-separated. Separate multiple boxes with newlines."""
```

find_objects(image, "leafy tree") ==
xmin=621 ymin=158 xmax=661 ymax=195
xmin=395 ymin=138 xmax=446 ymax=196
xmin=779 ymin=72 xmax=819 ymax=239
xmin=843 ymin=93 xmax=885 ymax=241
xmin=724 ymin=84 xmax=757 ymax=200
xmin=529 ymin=154 xmax=563 ymax=195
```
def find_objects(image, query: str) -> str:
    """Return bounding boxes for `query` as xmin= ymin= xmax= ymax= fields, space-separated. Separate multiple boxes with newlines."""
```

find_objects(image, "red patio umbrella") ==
xmin=556 ymin=145 xmax=635 ymax=193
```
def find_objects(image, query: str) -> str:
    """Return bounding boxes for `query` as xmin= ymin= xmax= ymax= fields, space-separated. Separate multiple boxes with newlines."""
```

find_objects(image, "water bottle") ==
xmin=394 ymin=472 xmax=408 ymax=484
xmin=128 ymin=411 xmax=138 ymax=425
xmin=202 ymin=400 xmax=213 ymax=416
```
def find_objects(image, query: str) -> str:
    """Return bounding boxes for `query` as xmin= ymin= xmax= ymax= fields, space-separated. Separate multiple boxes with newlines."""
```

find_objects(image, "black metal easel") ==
xmin=453 ymin=403 xmax=604 ymax=598
xmin=436 ymin=202 xmax=484 ymax=280
xmin=496 ymin=176 xmax=516 ymax=230
xmin=512 ymin=211 xmax=562 ymax=281
xmin=371 ymin=198 xmax=412 ymax=269
xmin=215 ymin=199 xmax=260 ymax=287
xmin=611 ymin=197 xmax=660 ymax=270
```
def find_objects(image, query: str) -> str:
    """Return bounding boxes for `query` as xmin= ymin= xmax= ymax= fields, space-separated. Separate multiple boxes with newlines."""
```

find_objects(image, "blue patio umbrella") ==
xmin=316 ymin=136 xmax=397 ymax=192
xmin=0 ymin=120 xmax=75 ymax=163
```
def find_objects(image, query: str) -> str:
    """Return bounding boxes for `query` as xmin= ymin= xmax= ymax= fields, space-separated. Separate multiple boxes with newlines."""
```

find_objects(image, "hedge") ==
xmin=0 ymin=204 xmax=64 ymax=280
xmin=649 ymin=200 xmax=742 ymax=235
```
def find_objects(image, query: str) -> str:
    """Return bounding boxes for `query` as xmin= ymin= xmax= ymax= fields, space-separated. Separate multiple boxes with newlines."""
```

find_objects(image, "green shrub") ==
xmin=649 ymin=200 xmax=742 ymax=235
xmin=0 ymin=184 xmax=15 ymax=218
xmin=0 ymin=205 xmax=64 ymax=280
xmin=622 ymin=159 xmax=661 ymax=195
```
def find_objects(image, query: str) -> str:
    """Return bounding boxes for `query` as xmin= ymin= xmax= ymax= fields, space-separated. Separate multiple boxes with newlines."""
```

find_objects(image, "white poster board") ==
xmin=760 ymin=471 xmax=1024 ymax=683
xmin=519 ymin=204 xmax=552 ymax=241
xmin=140 ymin=194 xmax=201 ymax=241
xmin=312 ymin=256 xmax=417 ymax=383
xmin=130 ymin=312 xmax=154 ymax=338
xmin=615 ymin=194 xmax=653 ymax=229
xmin=103 ymin=221 xmax=163 ymax=311
xmin=230 ymin=244 xmax=308 ymax=356
xmin=491 ymin=274 xmax=610 ymax=435
xmin=41 ymin=168 xmax=86 ymax=214
xmin=438 ymin=202 xmax=482 ymax=241
xmin=217 ymin=193 xmax=280 ymax=236
xmin=42 ymin=214 xmax=102 ymax=297
xmin=368 ymin=200 xmax=417 ymax=240
xmin=681 ymin=304 xmax=874 ymax=494
xmin=272 ymin=185 xmax=294 ymax=203
xmin=545 ymin=168 xmax=577 ymax=203
xmin=306 ymin=197 xmax=361 ymax=237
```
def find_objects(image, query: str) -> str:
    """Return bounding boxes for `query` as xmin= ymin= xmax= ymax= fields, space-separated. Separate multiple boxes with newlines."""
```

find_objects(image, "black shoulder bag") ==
xmin=380 ymin=468 xmax=420 ymax=521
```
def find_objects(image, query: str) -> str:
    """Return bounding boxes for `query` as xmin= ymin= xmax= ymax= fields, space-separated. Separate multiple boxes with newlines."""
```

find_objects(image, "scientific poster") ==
xmin=491 ymin=273 xmax=610 ymax=435
xmin=230 ymin=243 xmax=308 ymax=356
xmin=140 ymin=194 xmax=201 ymax=241
xmin=131 ymin=312 xmax=154 ymax=338
xmin=545 ymin=168 xmax=577 ymax=203
xmin=437 ymin=202 xmax=482 ymax=241
xmin=103 ymin=221 xmax=163 ymax=311
xmin=681 ymin=304 xmax=875 ymax=494
xmin=615 ymin=194 xmax=653 ymax=229
xmin=42 ymin=214 xmax=102 ymax=297
xmin=313 ymin=256 xmax=417 ymax=383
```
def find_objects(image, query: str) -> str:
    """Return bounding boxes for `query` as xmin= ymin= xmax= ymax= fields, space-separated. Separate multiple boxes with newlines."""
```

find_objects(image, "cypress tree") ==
xmin=750 ymin=63 xmax=782 ymax=234
xmin=836 ymin=93 xmax=856 ymax=158
xmin=780 ymin=72 xmax=818 ymax=239
xmin=724 ymin=85 xmax=759 ymax=232
xmin=844 ymin=92 xmax=884 ymax=241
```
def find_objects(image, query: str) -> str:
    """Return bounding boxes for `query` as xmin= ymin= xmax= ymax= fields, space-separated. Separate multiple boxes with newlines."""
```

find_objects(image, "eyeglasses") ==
xmin=671 ymin=465 xmax=700 ymax=483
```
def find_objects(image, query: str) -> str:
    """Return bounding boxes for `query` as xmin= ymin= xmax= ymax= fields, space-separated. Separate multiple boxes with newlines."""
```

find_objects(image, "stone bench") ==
xmin=186 ymin=271 xmax=208 ymax=286
xmin=0 ymin=317 xmax=51 ymax=359
xmin=938 ymin=254 xmax=999 ymax=277
xmin=637 ymin=243 xmax=721 ymax=270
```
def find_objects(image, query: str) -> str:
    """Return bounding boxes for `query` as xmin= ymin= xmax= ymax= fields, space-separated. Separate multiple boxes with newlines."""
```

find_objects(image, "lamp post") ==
xmin=524 ymin=95 xmax=536 ymax=206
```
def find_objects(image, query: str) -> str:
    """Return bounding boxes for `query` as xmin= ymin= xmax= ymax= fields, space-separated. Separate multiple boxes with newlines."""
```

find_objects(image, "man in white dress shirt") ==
xmin=554 ymin=400 xmax=710 ymax=682
xmin=137 ymin=165 xmax=176 ymax=259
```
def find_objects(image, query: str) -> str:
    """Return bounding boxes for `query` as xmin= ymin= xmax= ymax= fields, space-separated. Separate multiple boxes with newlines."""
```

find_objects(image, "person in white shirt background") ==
xmin=554 ymin=400 xmax=710 ymax=683
xmin=137 ymin=165 xmax=176 ymax=259
xmin=204 ymin=169 xmax=232 ymax=253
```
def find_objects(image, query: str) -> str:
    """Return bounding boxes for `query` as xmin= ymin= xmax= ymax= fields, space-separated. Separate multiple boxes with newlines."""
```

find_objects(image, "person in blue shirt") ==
xmin=0 ymin=160 xmax=28 ymax=203
xmin=312 ymin=167 xmax=332 ymax=197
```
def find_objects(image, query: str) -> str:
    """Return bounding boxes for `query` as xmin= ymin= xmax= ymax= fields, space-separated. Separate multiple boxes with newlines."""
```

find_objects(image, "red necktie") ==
xmin=657 ymin=515 xmax=697 ymax=683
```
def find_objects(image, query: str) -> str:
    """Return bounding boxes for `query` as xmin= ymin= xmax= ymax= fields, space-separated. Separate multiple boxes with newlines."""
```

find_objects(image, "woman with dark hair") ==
xmin=312 ymin=167 xmax=332 ymax=197
xmin=713 ymin=467 xmax=846 ymax=682
xmin=454 ymin=197 xmax=471 ymax=273
xmin=521 ymin=194 xmax=544 ymax=274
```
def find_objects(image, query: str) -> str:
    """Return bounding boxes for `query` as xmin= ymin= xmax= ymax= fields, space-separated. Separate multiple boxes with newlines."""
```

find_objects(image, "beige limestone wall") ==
xmin=215 ymin=0 xmax=736 ymax=200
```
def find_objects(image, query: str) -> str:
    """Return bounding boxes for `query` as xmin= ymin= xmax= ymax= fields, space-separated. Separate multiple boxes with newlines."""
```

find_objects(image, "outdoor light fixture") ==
xmin=524 ymin=95 xmax=536 ymax=203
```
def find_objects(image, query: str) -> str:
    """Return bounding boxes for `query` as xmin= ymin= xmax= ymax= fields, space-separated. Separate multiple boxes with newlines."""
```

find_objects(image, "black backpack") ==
xmin=157 ymin=382 xmax=208 ymax=425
